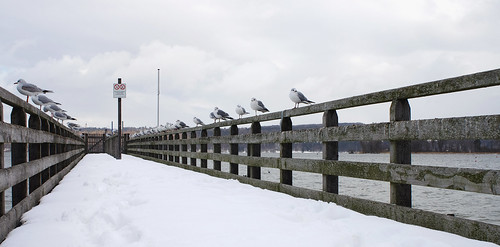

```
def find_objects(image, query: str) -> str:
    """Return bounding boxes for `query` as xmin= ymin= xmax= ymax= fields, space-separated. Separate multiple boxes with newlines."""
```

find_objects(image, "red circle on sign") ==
xmin=120 ymin=84 xmax=126 ymax=90
xmin=114 ymin=84 xmax=120 ymax=90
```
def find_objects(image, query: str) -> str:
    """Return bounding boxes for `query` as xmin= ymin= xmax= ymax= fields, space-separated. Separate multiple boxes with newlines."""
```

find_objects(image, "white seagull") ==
xmin=193 ymin=117 xmax=205 ymax=126
xmin=14 ymin=79 xmax=53 ymax=102
xmin=209 ymin=112 xmax=217 ymax=123
xmin=250 ymin=98 xmax=269 ymax=115
xmin=175 ymin=120 xmax=188 ymax=129
xmin=235 ymin=105 xmax=250 ymax=119
xmin=31 ymin=94 xmax=60 ymax=110
xmin=213 ymin=107 xmax=233 ymax=122
xmin=43 ymin=104 xmax=66 ymax=117
xmin=53 ymin=111 xmax=76 ymax=123
xmin=289 ymin=88 xmax=314 ymax=108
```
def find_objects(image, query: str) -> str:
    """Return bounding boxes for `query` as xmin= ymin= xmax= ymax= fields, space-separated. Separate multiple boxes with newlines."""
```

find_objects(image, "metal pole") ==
xmin=117 ymin=78 xmax=122 ymax=160
xmin=157 ymin=68 xmax=160 ymax=127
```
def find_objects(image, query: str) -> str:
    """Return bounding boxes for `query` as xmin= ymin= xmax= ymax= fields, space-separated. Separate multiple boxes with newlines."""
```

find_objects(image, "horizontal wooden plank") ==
xmin=0 ymin=122 xmax=83 ymax=145
xmin=0 ymin=149 xmax=84 ymax=192
xmin=130 ymin=153 xmax=500 ymax=244
xmin=128 ymin=115 xmax=500 ymax=146
xmin=128 ymin=148 xmax=500 ymax=195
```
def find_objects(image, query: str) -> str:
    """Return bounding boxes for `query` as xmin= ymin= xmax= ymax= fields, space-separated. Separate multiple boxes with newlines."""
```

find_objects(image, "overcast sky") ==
xmin=1 ymin=0 xmax=499 ymax=128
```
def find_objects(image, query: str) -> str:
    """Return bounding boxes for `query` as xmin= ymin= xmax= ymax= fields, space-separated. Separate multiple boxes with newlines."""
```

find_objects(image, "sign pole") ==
xmin=117 ymin=78 xmax=122 ymax=160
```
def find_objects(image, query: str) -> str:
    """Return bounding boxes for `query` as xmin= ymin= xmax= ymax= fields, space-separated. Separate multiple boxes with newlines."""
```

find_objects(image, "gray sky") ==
xmin=1 ymin=0 xmax=499 ymax=128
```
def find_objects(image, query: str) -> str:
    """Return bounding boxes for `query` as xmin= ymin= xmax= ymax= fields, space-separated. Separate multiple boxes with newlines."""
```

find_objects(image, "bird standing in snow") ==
xmin=235 ymin=105 xmax=250 ymax=119
xmin=289 ymin=88 xmax=314 ymax=108
xmin=193 ymin=117 xmax=205 ymax=126
xmin=175 ymin=120 xmax=188 ymax=129
xmin=14 ymin=79 xmax=53 ymax=102
xmin=250 ymin=98 xmax=269 ymax=115
xmin=213 ymin=107 xmax=233 ymax=122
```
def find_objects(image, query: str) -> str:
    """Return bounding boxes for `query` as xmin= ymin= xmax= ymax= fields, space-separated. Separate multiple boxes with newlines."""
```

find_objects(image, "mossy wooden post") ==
xmin=323 ymin=109 xmax=339 ymax=193
xmin=190 ymin=131 xmax=197 ymax=166
xmin=230 ymin=125 xmax=239 ymax=175
xmin=11 ymin=107 xmax=27 ymax=207
xmin=280 ymin=117 xmax=292 ymax=185
xmin=174 ymin=133 xmax=180 ymax=163
xmin=213 ymin=127 xmax=221 ymax=171
xmin=41 ymin=119 xmax=50 ymax=183
xmin=201 ymin=129 xmax=208 ymax=168
xmin=0 ymin=99 xmax=4 ymax=216
xmin=28 ymin=114 xmax=42 ymax=193
xmin=247 ymin=122 xmax=261 ymax=179
xmin=390 ymin=99 xmax=412 ymax=207
xmin=181 ymin=132 xmax=188 ymax=165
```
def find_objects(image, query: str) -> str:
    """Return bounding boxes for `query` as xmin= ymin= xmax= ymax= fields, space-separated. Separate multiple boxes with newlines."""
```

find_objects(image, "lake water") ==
xmin=3 ymin=151 xmax=500 ymax=225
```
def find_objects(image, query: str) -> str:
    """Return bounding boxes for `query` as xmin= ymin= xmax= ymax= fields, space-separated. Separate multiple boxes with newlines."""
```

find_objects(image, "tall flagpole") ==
xmin=157 ymin=69 xmax=160 ymax=127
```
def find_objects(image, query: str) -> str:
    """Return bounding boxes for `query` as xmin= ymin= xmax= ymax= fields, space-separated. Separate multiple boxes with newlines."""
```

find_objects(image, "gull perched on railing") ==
xmin=213 ymin=107 xmax=233 ymax=122
xmin=193 ymin=117 xmax=205 ymax=126
xmin=54 ymin=111 xmax=76 ymax=124
xmin=235 ymin=105 xmax=250 ymax=119
xmin=175 ymin=120 xmax=188 ymax=129
xmin=32 ymin=94 xmax=60 ymax=110
xmin=289 ymin=88 xmax=314 ymax=108
xmin=250 ymin=98 xmax=269 ymax=115
xmin=14 ymin=79 xmax=53 ymax=102
xmin=209 ymin=112 xmax=216 ymax=123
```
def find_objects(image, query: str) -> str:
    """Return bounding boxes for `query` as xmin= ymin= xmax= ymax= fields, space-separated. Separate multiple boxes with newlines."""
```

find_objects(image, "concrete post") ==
xmin=181 ymin=132 xmax=188 ymax=165
xmin=28 ymin=114 xmax=41 ymax=193
xmin=190 ymin=131 xmax=197 ymax=166
xmin=201 ymin=130 xmax=208 ymax=168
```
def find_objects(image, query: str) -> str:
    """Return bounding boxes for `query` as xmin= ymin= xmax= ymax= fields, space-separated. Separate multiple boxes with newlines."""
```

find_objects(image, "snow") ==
xmin=1 ymin=154 xmax=497 ymax=247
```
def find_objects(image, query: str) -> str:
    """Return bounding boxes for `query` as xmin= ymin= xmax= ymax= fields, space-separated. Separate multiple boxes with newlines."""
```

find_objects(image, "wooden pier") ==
xmin=126 ymin=68 xmax=500 ymax=244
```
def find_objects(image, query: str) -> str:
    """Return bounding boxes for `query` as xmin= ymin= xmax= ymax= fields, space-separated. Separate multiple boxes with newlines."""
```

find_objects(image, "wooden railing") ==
xmin=126 ymin=68 xmax=500 ymax=244
xmin=0 ymin=86 xmax=85 ymax=242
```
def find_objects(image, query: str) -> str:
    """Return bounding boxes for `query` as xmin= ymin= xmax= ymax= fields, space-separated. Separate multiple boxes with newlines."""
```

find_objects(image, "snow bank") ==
xmin=1 ymin=154 xmax=496 ymax=247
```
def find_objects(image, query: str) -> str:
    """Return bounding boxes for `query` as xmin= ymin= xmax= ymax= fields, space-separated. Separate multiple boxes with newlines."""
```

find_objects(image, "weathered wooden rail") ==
xmin=126 ymin=68 xmax=500 ymax=244
xmin=0 ymin=86 xmax=85 ymax=242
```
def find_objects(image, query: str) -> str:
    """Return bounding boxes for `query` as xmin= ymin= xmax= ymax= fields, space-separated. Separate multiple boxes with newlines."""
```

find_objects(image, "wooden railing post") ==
xmin=390 ymin=99 xmax=412 ymax=207
xmin=168 ymin=134 xmax=174 ymax=162
xmin=41 ymin=119 xmax=50 ymax=184
xmin=0 ymin=99 xmax=4 ymax=216
xmin=247 ymin=122 xmax=261 ymax=179
xmin=213 ymin=127 xmax=221 ymax=171
xmin=280 ymin=117 xmax=292 ymax=185
xmin=11 ymin=107 xmax=27 ymax=207
xmin=201 ymin=129 xmax=208 ymax=168
xmin=181 ymin=132 xmax=188 ymax=165
xmin=230 ymin=125 xmax=239 ymax=175
xmin=174 ymin=133 xmax=180 ymax=163
xmin=190 ymin=131 xmax=197 ymax=166
xmin=28 ymin=114 xmax=42 ymax=193
xmin=323 ymin=109 xmax=339 ymax=193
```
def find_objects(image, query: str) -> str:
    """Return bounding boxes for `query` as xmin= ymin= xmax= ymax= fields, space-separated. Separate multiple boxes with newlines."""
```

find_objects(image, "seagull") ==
xmin=175 ymin=120 xmax=188 ymax=129
xmin=43 ymin=104 xmax=66 ymax=115
xmin=209 ymin=112 xmax=217 ymax=123
xmin=289 ymin=88 xmax=314 ymax=108
xmin=250 ymin=98 xmax=269 ymax=115
xmin=14 ymin=79 xmax=53 ymax=102
xmin=193 ymin=117 xmax=205 ymax=126
xmin=31 ymin=94 xmax=60 ymax=110
xmin=53 ymin=111 xmax=76 ymax=123
xmin=213 ymin=107 xmax=233 ymax=122
xmin=235 ymin=105 xmax=250 ymax=119
xmin=67 ymin=122 xmax=81 ymax=130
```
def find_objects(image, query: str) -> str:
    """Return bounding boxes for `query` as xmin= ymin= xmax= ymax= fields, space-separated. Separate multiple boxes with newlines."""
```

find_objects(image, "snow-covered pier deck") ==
xmin=1 ymin=154 xmax=497 ymax=247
